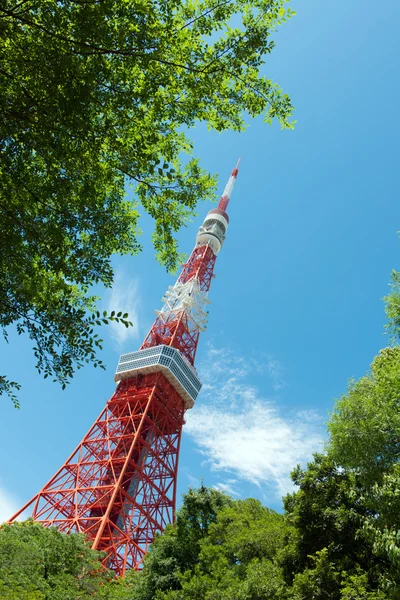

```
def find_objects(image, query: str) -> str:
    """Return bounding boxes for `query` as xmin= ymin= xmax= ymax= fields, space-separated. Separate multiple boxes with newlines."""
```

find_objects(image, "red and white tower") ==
xmin=9 ymin=161 xmax=240 ymax=575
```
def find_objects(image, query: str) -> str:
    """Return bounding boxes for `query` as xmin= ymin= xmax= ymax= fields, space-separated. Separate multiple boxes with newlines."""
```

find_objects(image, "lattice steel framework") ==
xmin=8 ymin=161 xmax=240 ymax=575
xmin=141 ymin=245 xmax=217 ymax=364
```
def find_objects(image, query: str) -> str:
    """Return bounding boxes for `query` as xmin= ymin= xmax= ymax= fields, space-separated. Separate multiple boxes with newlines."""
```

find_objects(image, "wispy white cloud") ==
xmin=213 ymin=479 xmax=240 ymax=497
xmin=185 ymin=344 xmax=324 ymax=498
xmin=181 ymin=468 xmax=201 ymax=489
xmin=0 ymin=486 xmax=20 ymax=523
xmin=265 ymin=356 xmax=286 ymax=391
xmin=105 ymin=271 xmax=141 ymax=346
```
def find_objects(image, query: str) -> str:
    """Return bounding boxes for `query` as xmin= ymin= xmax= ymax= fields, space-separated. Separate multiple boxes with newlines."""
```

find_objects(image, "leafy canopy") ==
xmin=282 ymin=455 xmax=392 ymax=599
xmin=159 ymin=499 xmax=289 ymax=600
xmin=328 ymin=347 xmax=400 ymax=478
xmin=0 ymin=520 xmax=115 ymax=599
xmin=128 ymin=485 xmax=289 ymax=600
xmin=0 ymin=0 xmax=294 ymax=405
xmin=134 ymin=485 xmax=232 ymax=599
xmin=326 ymin=346 xmax=400 ymax=582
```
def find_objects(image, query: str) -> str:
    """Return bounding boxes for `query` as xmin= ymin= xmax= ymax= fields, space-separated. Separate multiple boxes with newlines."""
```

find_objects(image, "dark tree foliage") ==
xmin=282 ymin=455 xmax=395 ymax=599
xmin=134 ymin=485 xmax=232 ymax=600
xmin=0 ymin=0 xmax=295 ymax=405
xmin=327 ymin=346 xmax=400 ymax=587
xmin=283 ymin=455 xmax=374 ymax=578
xmin=131 ymin=488 xmax=288 ymax=600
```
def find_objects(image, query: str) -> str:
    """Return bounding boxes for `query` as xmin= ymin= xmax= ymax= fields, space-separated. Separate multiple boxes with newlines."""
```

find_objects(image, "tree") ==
xmin=281 ymin=455 xmax=392 ymax=599
xmin=0 ymin=520 xmax=110 ymax=599
xmin=0 ymin=0 xmax=295 ymax=405
xmin=134 ymin=485 xmax=232 ymax=600
xmin=134 ymin=490 xmax=289 ymax=600
xmin=288 ymin=551 xmax=388 ymax=600
xmin=0 ymin=519 xmax=145 ymax=599
xmin=328 ymin=347 xmax=400 ymax=480
xmin=327 ymin=346 xmax=400 ymax=586
xmin=360 ymin=465 xmax=400 ymax=582
xmin=161 ymin=499 xmax=288 ymax=600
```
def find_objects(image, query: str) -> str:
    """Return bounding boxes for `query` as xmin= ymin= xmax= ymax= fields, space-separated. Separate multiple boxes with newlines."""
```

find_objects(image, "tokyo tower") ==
xmin=9 ymin=161 xmax=240 ymax=575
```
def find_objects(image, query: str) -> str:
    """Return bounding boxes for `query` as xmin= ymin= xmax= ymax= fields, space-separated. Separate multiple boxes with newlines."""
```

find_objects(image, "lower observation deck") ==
xmin=114 ymin=345 xmax=202 ymax=409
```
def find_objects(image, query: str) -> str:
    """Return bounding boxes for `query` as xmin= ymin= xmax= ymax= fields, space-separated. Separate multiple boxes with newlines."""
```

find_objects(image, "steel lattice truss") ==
xmin=141 ymin=245 xmax=217 ymax=364
xmin=11 ymin=374 xmax=184 ymax=574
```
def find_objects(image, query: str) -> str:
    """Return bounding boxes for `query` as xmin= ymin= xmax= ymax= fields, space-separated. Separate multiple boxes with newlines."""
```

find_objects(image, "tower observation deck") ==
xmin=8 ymin=161 xmax=241 ymax=575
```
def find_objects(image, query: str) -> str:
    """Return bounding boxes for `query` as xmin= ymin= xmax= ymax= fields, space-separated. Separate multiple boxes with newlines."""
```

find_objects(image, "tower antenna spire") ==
xmin=217 ymin=158 xmax=241 ymax=212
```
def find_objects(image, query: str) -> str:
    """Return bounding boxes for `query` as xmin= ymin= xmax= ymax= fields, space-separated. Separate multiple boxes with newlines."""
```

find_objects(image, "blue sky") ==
xmin=1 ymin=0 xmax=400 ymax=518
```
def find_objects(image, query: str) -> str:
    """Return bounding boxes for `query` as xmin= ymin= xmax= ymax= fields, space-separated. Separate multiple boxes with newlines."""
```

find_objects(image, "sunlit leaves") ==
xmin=0 ymin=521 xmax=124 ymax=599
xmin=328 ymin=347 xmax=400 ymax=478
xmin=384 ymin=269 xmax=400 ymax=340
xmin=325 ymin=345 xmax=400 ymax=592
xmin=0 ymin=0 xmax=294 ymax=405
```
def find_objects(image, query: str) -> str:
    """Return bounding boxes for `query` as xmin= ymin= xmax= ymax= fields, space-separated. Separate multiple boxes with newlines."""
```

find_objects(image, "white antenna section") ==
xmin=221 ymin=173 xmax=236 ymax=201
xmin=155 ymin=279 xmax=210 ymax=332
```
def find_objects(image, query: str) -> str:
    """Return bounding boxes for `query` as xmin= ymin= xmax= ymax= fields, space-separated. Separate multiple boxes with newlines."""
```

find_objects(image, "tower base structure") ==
xmin=10 ymin=371 xmax=186 ymax=575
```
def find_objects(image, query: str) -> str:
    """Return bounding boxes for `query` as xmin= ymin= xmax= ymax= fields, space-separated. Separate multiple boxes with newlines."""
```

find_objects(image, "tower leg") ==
xmin=8 ymin=374 xmax=185 ymax=575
